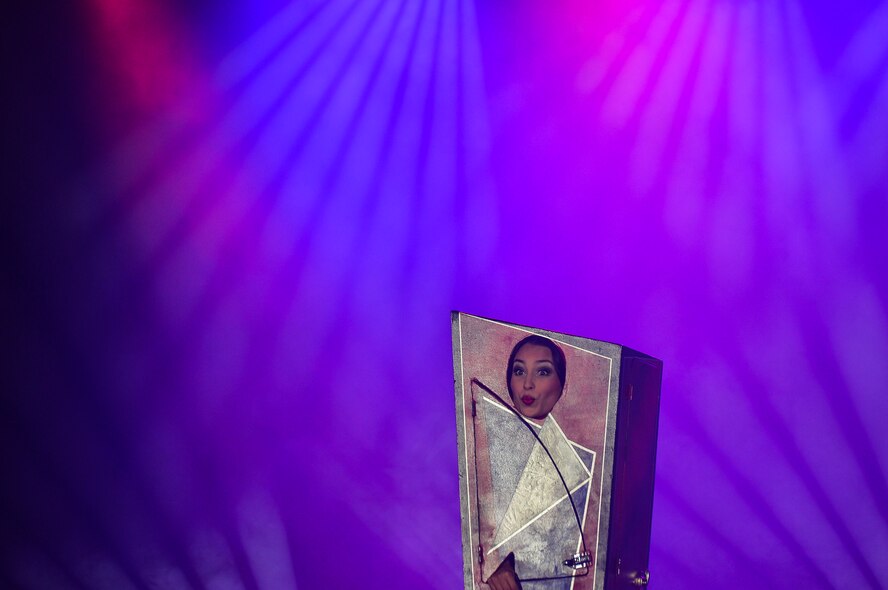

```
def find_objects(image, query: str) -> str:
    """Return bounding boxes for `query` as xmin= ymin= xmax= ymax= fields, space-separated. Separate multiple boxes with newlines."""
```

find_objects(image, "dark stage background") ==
xmin=4 ymin=1 xmax=888 ymax=588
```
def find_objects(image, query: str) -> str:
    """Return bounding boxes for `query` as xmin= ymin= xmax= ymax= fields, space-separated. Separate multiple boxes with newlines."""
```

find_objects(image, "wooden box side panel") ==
xmin=605 ymin=354 xmax=663 ymax=589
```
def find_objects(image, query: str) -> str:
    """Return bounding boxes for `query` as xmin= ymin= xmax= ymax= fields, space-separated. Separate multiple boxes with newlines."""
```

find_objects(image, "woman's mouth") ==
xmin=521 ymin=396 xmax=535 ymax=406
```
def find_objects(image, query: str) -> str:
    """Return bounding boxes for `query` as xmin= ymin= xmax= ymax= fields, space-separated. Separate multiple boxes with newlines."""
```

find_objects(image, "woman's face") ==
xmin=510 ymin=343 xmax=563 ymax=419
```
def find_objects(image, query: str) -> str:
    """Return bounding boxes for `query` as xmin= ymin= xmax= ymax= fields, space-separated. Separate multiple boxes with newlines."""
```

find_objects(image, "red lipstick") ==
xmin=521 ymin=396 xmax=535 ymax=405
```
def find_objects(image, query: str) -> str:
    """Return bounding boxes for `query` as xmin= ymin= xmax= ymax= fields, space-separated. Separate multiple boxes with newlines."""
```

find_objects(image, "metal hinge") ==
xmin=631 ymin=571 xmax=650 ymax=586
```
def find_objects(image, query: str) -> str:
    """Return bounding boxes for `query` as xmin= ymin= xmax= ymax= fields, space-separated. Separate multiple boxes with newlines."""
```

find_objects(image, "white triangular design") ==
xmin=491 ymin=416 xmax=588 ymax=548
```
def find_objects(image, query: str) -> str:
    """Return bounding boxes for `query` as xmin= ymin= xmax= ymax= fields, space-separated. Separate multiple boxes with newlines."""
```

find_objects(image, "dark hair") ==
xmin=506 ymin=334 xmax=567 ymax=400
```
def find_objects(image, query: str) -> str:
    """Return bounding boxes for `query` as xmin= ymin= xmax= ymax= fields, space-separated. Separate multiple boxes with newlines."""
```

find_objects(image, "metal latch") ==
xmin=563 ymin=552 xmax=592 ymax=570
xmin=631 ymin=571 xmax=650 ymax=586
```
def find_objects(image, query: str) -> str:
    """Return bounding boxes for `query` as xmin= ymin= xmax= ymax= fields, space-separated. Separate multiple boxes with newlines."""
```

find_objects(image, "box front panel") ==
xmin=453 ymin=313 xmax=620 ymax=590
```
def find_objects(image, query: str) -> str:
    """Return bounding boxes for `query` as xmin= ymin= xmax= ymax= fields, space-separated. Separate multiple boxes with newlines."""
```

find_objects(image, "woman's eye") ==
xmin=513 ymin=367 xmax=525 ymax=376
xmin=538 ymin=368 xmax=551 ymax=376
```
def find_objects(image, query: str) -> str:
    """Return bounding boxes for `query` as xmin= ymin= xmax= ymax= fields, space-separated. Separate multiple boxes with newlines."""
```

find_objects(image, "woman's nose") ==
xmin=523 ymin=375 xmax=534 ymax=389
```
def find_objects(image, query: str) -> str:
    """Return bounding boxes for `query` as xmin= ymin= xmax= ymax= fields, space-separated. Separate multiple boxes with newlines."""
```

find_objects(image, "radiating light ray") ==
xmin=260 ymin=0 xmax=437 ymax=271
xmin=702 ymin=0 xmax=760 ymax=292
xmin=654 ymin=477 xmax=779 ymax=589
xmin=663 ymin=1 xmax=734 ymax=245
xmin=141 ymin=0 xmax=389 ymax=342
xmin=255 ymin=0 xmax=457 ymax=405
xmin=191 ymin=528 xmax=249 ymax=590
xmin=731 ymin=328 xmax=885 ymax=589
xmin=573 ymin=3 xmax=659 ymax=104
xmin=849 ymin=56 xmax=888 ymax=190
xmin=215 ymin=0 xmax=331 ymax=90
xmin=152 ymin=0 xmax=400 ymax=326
xmin=575 ymin=9 xmax=644 ymax=97
xmin=655 ymin=438 xmax=803 ymax=590
xmin=82 ymin=0 xmax=338 ymax=218
xmin=454 ymin=0 xmax=496 ymax=274
xmin=84 ymin=110 xmax=205 ymax=222
xmin=831 ymin=2 xmax=888 ymax=129
xmin=762 ymin=5 xmax=803 ymax=197
xmin=69 ymin=0 xmax=219 ymax=252
xmin=259 ymin=0 xmax=424 ymax=357
xmin=407 ymin=0 xmax=459 ymax=298
xmin=783 ymin=0 xmax=856 ymax=246
xmin=246 ymin=0 xmax=405 ymax=261
xmin=649 ymin=530 xmax=720 ymax=590
xmin=600 ymin=0 xmax=685 ymax=129
xmin=743 ymin=294 xmax=888 ymax=586
xmin=331 ymin=0 xmax=444 ymax=345
xmin=820 ymin=277 xmax=888 ymax=486
xmin=83 ymin=0 xmax=201 ymax=112
xmin=293 ymin=0 xmax=417 ymax=236
xmin=143 ymin=563 xmax=191 ymax=589
xmin=75 ymin=554 xmax=142 ymax=590
xmin=328 ymin=0 xmax=423 ymax=195
xmin=308 ymin=426 xmax=459 ymax=589
xmin=761 ymin=4 xmax=813 ymax=280
xmin=199 ymin=0 xmax=374 ymax=207
xmin=118 ymin=0 xmax=366 ymax=266
xmin=276 ymin=0 xmax=440 ymax=342
xmin=629 ymin=0 xmax=712 ymax=196
xmin=355 ymin=466 xmax=452 ymax=585
xmin=275 ymin=0 xmax=405 ymax=192
xmin=243 ymin=0 xmax=410 ymax=255
xmin=577 ymin=34 xmax=625 ymax=97
xmin=664 ymin=367 xmax=836 ymax=589
xmin=237 ymin=492 xmax=298 ymax=590
xmin=726 ymin=1 xmax=759 ymax=158
xmin=822 ymin=285 xmax=888 ymax=586
xmin=706 ymin=184 xmax=755 ymax=291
